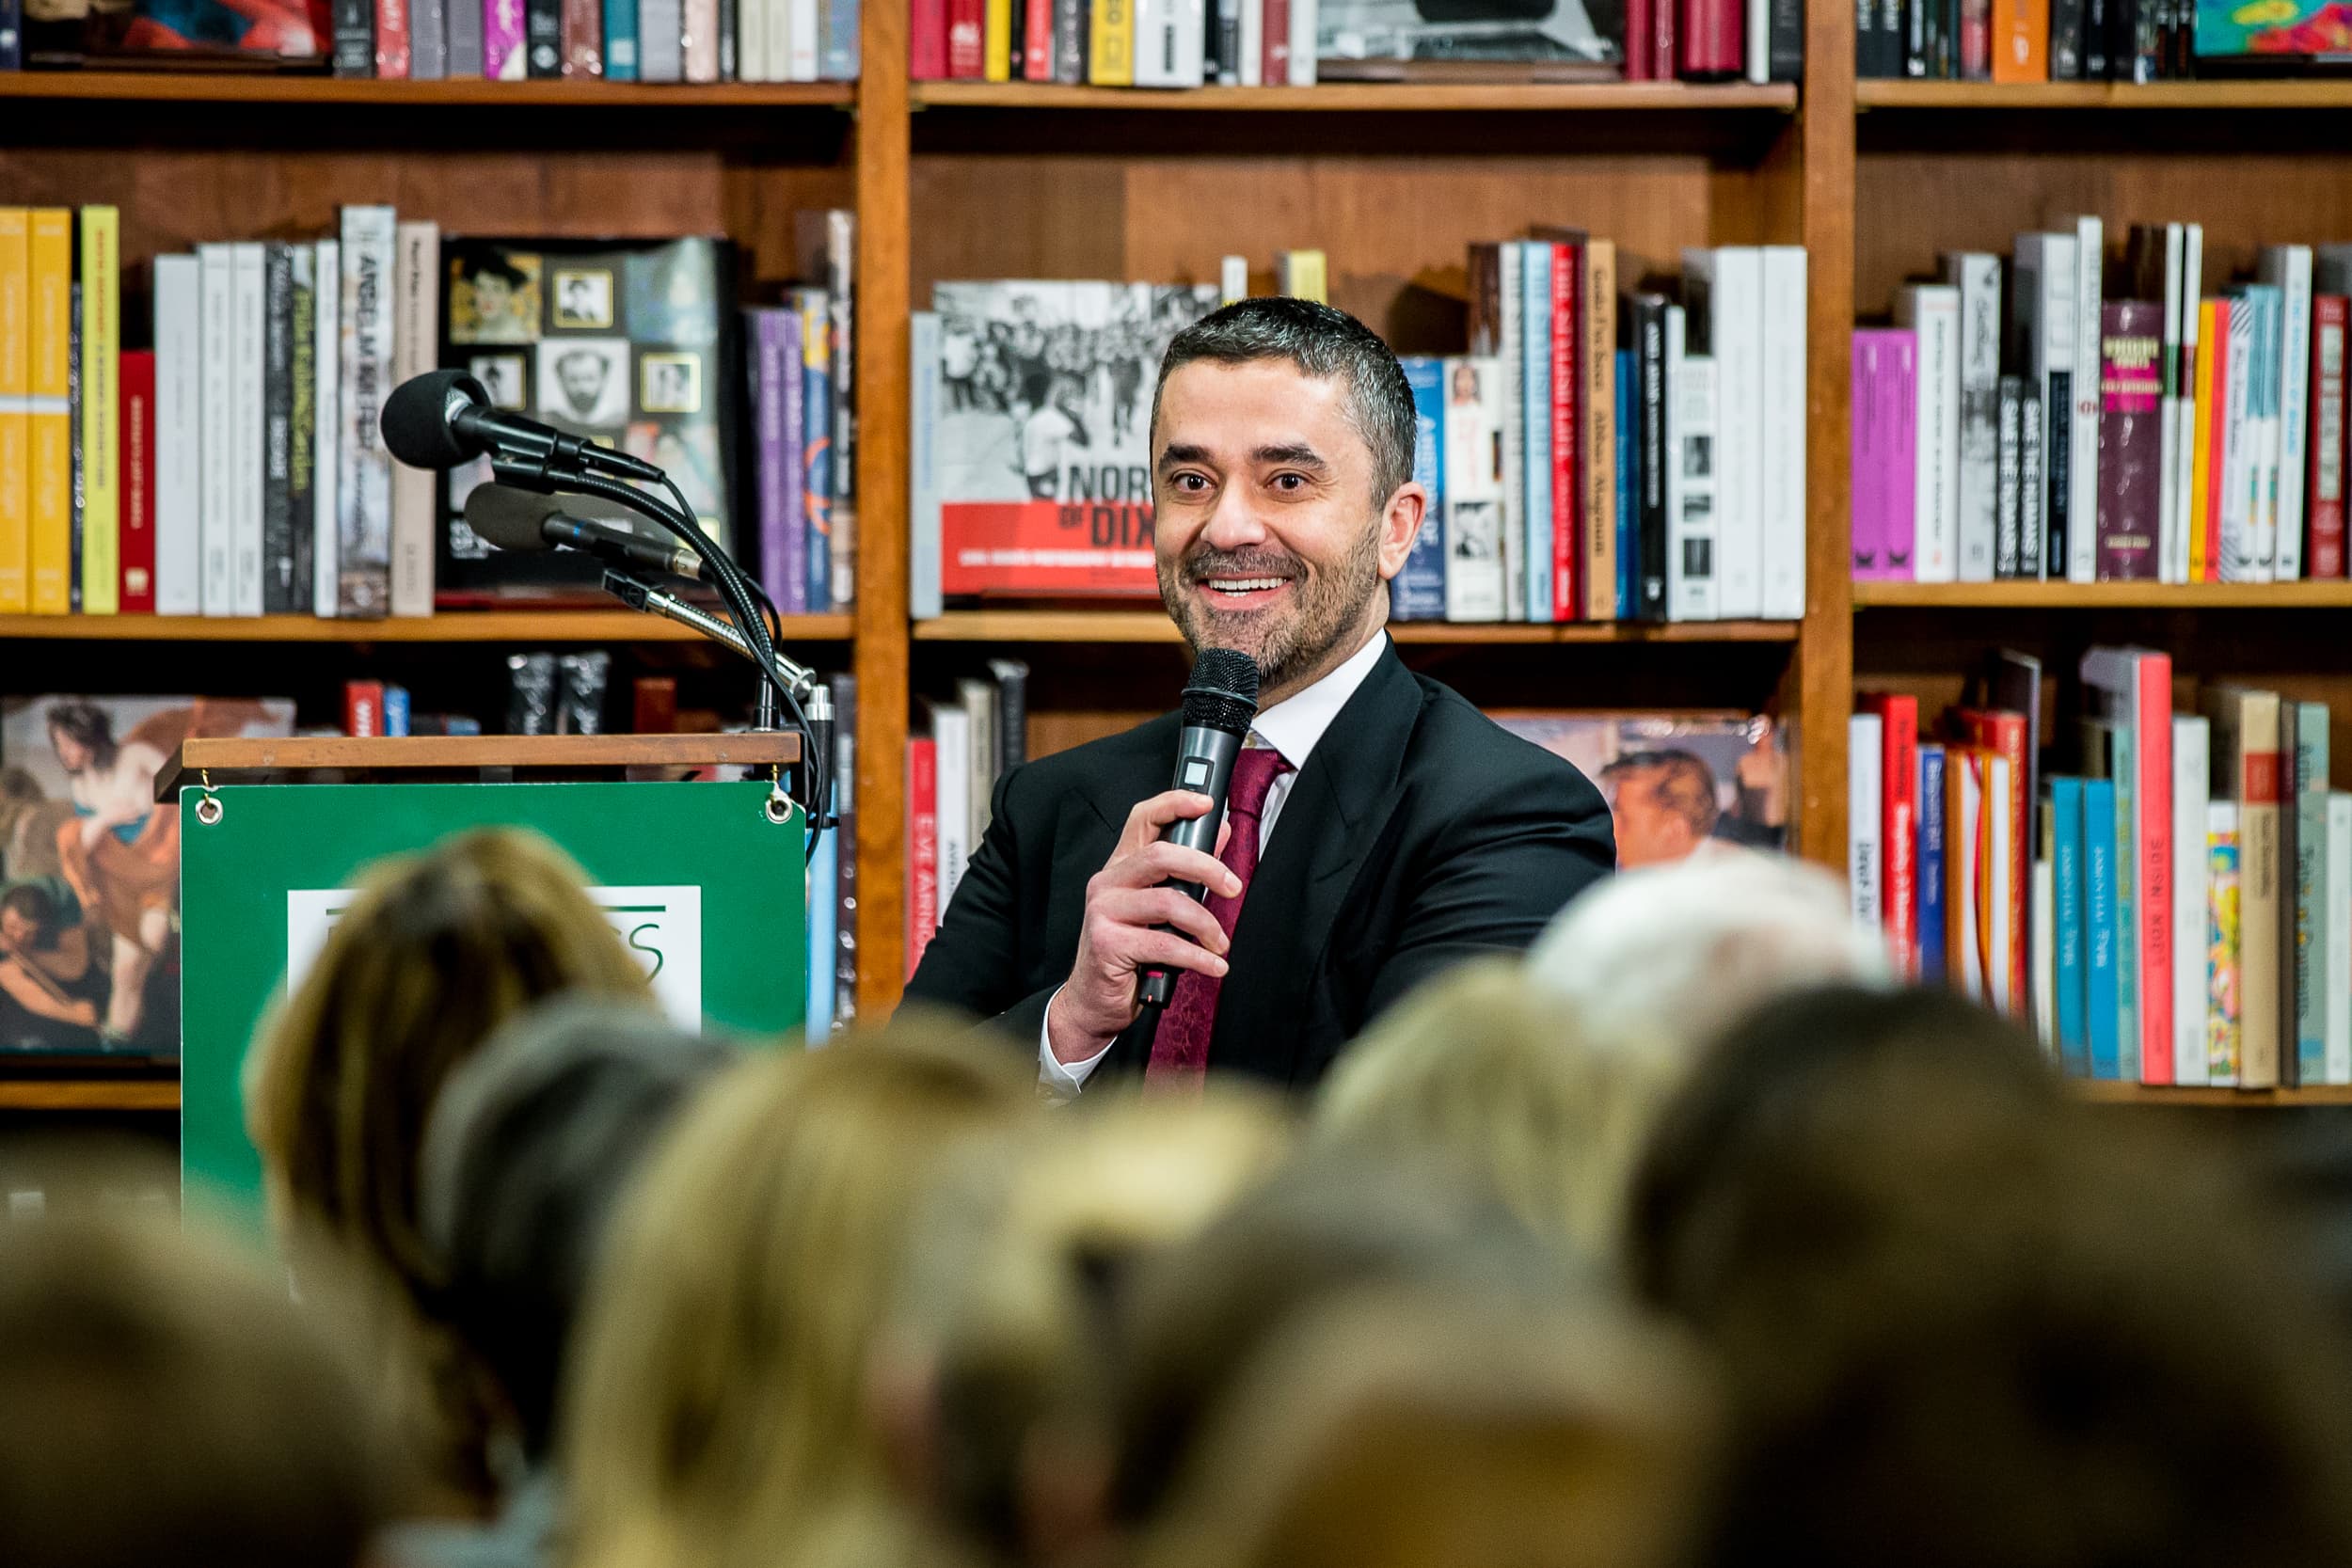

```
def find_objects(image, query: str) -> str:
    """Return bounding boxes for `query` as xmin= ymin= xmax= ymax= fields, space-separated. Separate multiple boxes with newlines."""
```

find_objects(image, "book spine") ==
xmin=310 ymin=239 xmax=341 ymax=617
xmin=1088 ymin=0 xmax=1129 ymax=80
xmin=1261 ymin=0 xmax=1285 ymax=80
xmin=1637 ymin=296 xmax=1670 ymax=621
xmin=985 ymin=0 xmax=1010 ymax=77
xmin=450 ymin=0 xmax=486 ymax=74
xmin=2172 ymin=715 xmax=2211 ymax=1085
xmin=2055 ymin=775 xmax=2087 ymax=1072
xmin=2329 ymin=791 xmax=2352 ymax=1085
xmin=1616 ymin=351 xmax=1637 ymax=617
xmin=1438 ymin=356 xmax=1502 ymax=624
xmin=284 ymin=247 xmax=316 ymax=618
xmin=907 ymin=736 xmax=939 ymax=979
xmin=345 ymin=679 xmax=385 ymax=737
xmin=1549 ymin=241 xmax=1580 ymax=621
xmin=1057 ymin=0 xmax=1086 ymax=78
xmin=2311 ymin=296 xmax=2347 ymax=578
xmin=337 ymin=208 xmax=395 ymax=620
xmin=1759 ymin=245 xmax=1808 ymax=618
xmin=2096 ymin=299 xmax=2163 ymax=580
xmin=262 ymin=243 xmax=295 ymax=617
xmin=0 ymin=0 xmax=18 ymax=68
xmin=2068 ymin=217 xmax=2103 ymax=582
xmin=908 ymin=310 xmax=941 ymax=620
xmin=1496 ymin=245 xmax=1523 ymax=618
xmin=1691 ymin=247 xmax=1761 ymax=619
xmin=2195 ymin=298 xmax=2225 ymax=581
xmin=1851 ymin=331 xmax=1895 ymax=578
xmin=1522 ymin=243 xmax=1553 ymax=623
xmin=1286 ymin=0 xmax=1311 ymax=83
xmin=537 ymin=0 xmax=576 ymax=72
xmin=2265 ymin=247 xmax=2312 ymax=580
xmin=1948 ymin=254 xmax=2001 ymax=578
xmin=2219 ymin=297 xmax=2256 ymax=581
xmin=2176 ymin=226 xmax=2204 ymax=575
xmin=799 ymin=288 xmax=834 ymax=615
xmin=76 ymin=206 xmax=119 ymax=616
xmin=1747 ymin=0 xmax=1767 ymax=79
xmin=1994 ymin=374 xmax=2023 ymax=576
xmin=682 ymin=0 xmax=716 ymax=76
xmin=69 ymin=279 xmax=80 ymax=611
xmin=1873 ymin=695 xmax=1920 ymax=971
xmin=2086 ymin=776 xmax=2121 ymax=1078
xmin=25 ymin=211 xmax=68 ymax=615
xmin=1629 ymin=0 xmax=1655 ymax=75
xmin=2083 ymin=0 xmax=2106 ymax=77
xmin=828 ymin=673 xmax=859 ymax=1025
xmin=1584 ymin=241 xmax=1617 ymax=622
xmin=1851 ymin=713 xmax=1884 ymax=932
xmin=333 ymin=0 xmax=375 ymax=74
xmin=1961 ymin=0 xmax=1988 ymax=73
xmin=2239 ymin=694 xmax=2283 ymax=1088
xmin=2296 ymin=702 xmax=2329 ymax=1084
xmin=2278 ymin=699 xmax=2300 ymax=1086
xmin=2020 ymin=382 xmax=2044 ymax=578
xmin=196 ymin=246 xmax=231 ymax=615
xmin=795 ymin=0 xmax=824 ymax=79
xmin=911 ymin=0 xmax=947 ymax=71
xmin=2208 ymin=800 xmax=2242 ymax=1085
xmin=1671 ymin=351 xmax=1719 ymax=621
xmin=2136 ymin=656 xmax=2175 ymax=1082
xmin=1025 ymin=0 xmax=1054 ymax=74
xmin=563 ymin=0 xmax=602 ymax=71
xmin=1899 ymin=284 xmax=1959 ymax=582
xmin=1920 ymin=743 xmax=1948 ymax=982
xmin=1992 ymin=0 xmax=2045 ymax=76
xmin=230 ymin=244 xmax=265 ymax=618
xmin=377 ymin=0 xmax=413 ymax=72
xmin=1394 ymin=356 xmax=1446 ymax=621
xmin=119 ymin=349 xmax=152 ymax=613
xmin=1770 ymin=0 xmax=1802 ymax=75
xmin=389 ymin=222 xmax=437 ymax=617
xmin=0 ymin=211 xmax=24 ymax=616
xmin=414 ymin=0 xmax=448 ymax=74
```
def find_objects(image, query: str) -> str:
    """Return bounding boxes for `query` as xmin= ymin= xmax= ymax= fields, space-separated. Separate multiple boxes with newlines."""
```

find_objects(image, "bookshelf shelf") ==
xmin=0 ymin=1078 xmax=179 ymax=1112
xmin=0 ymin=71 xmax=855 ymax=108
xmin=1853 ymin=581 xmax=2352 ymax=610
xmin=912 ymin=611 xmax=1804 ymax=643
xmin=2074 ymin=1081 xmax=2352 ymax=1108
xmin=0 ymin=612 xmax=856 ymax=643
xmin=912 ymin=81 xmax=1799 ymax=112
xmin=1855 ymin=79 xmax=2352 ymax=110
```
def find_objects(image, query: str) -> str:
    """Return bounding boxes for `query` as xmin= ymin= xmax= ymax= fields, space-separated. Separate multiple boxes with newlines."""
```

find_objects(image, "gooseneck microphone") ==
xmin=1137 ymin=647 xmax=1262 ymax=1010
xmin=464 ymin=483 xmax=711 ymax=585
xmin=380 ymin=369 xmax=662 ymax=483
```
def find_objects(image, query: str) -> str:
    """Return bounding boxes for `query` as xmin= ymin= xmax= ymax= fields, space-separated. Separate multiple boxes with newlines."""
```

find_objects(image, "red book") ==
xmin=1625 ymin=0 xmax=1655 ymax=75
xmin=376 ymin=0 xmax=412 ymax=76
xmin=1651 ymin=0 xmax=1676 ymax=78
xmin=1862 ymin=694 xmax=1918 ymax=971
xmin=1677 ymin=0 xmax=1739 ymax=76
xmin=1952 ymin=708 xmax=2029 ymax=1015
xmin=1549 ymin=239 xmax=1581 ymax=622
xmin=912 ymin=0 xmax=949 ymax=76
xmin=947 ymin=0 xmax=984 ymax=76
xmin=561 ymin=0 xmax=602 ymax=73
xmin=1263 ymin=0 xmax=1290 ymax=81
xmin=2082 ymin=647 xmax=2175 ymax=1080
xmin=344 ymin=681 xmax=385 ymax=738
xmin=119 ymin=350 xmax=155 ymax=614
xmin=631 ymin=676 xmax=678 ymax=734
xmin=908 ymin=736 xmax=940 ymax=978
xmin=1023 ymin=0 xmax=1054 ymax=77
xmin=2308 ymin=295 xmax=2346 ymax=579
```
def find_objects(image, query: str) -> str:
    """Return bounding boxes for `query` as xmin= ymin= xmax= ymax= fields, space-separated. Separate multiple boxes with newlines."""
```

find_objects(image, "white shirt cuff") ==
xmin=1039 ymin=988 xmax=1115 ymax=1096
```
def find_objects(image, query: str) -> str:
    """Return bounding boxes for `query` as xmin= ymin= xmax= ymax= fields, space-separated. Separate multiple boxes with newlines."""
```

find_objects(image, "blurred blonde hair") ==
xmin=243 ymin=827 xmax=653 ymax=1498
xmin=1314 ymin=958 xmax=1685 ymax=1265
xmin=564 ymin=1019 xmax=1037 ymax=1568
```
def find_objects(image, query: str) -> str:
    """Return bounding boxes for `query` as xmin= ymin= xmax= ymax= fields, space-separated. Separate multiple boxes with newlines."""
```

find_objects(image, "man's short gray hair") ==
xmin=1152 ymin=297 xmax=1419 ymax=503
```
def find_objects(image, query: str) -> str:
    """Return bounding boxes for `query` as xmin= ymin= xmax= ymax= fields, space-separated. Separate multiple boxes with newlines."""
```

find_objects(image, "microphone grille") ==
xmin=1181 ymin=648 xmax=1261 ymax=735
xmin=381 ymin=370 xmax=486 ymax=471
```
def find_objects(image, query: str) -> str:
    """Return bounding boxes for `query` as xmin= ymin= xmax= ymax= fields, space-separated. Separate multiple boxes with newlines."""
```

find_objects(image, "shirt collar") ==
xmin=1248 ymin=629 xmax=1389 ymax=768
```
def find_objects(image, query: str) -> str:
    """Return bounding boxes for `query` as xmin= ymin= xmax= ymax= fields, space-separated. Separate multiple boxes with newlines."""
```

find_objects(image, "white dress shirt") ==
xmin=1041 ymin=629 xmax=1391 ymax=1094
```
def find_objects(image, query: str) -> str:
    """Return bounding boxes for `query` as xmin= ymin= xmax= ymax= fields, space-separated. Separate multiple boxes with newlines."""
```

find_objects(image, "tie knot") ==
xmin=1228 ymin=746 xmax=1293 ymax=820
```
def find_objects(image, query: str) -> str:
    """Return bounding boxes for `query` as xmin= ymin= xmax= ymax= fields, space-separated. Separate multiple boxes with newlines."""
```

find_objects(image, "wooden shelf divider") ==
xmin=0 ymin=1078 xmax=180 ymax=1113
xmin=1854 ymin=581 xmax=2352 ymax=610
xmin=0 ymin=611 xmax=855 ymax=642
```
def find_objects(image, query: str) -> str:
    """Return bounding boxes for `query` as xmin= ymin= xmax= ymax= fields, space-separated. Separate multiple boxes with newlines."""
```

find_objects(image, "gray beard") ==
xmin=1161 ymin=523 xmax=1384 ymax=696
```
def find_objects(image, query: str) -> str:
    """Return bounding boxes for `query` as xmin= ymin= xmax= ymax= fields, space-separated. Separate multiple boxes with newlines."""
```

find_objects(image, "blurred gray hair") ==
xmin=1526 ymin=853 xmax=1894 ymax=1071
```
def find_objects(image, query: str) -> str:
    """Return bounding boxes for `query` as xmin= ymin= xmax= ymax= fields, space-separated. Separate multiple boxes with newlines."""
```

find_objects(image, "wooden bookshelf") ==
xmin=1854 ymin=582 xmax=2352 ymax=610
xmin=0 ymin=1078 xmax=179 ymax=1113
xmin=2074 ymin=1082 xmax=2352 ymax=1108
xmin=0 ymin=611 xmax=856 ymax=641
xmin=913 ymin=611 xmax=1804 ymax=643
xmin=0 ymin=71 xmax=854 ymax=108
xmin=913 ymin=81 xmax=1800 ymax=112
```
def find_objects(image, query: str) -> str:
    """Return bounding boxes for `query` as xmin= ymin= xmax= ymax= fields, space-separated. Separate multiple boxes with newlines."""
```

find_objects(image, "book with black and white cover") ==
xmin=1442 ymin=353 xmax=1507 ymax=623
xmin=2011 ymin=232 xmax=2075 ymax=579
xmin=1943 ymin=251 xmax=2002 ymax=581
xmin=2260 ymin=244 xmax=2312 ymax=582
xmin=336 ymin=205 xmax=396 ymax=620
xmin=1851 ymin=711 xmax=1884 ymax=931
xmin=262 ymin=243 xmax=296 ymax=616
xmin=152 ymin=253 xmax=201 ymax=617
xmin=230 ymin=242 xmax=266 ymax=618
xmin=2173 ymin=223 xmax=2202 ymax=584
xmin=1681 ymin=246 xmax=1762 ymax=619
xmin=285 ymin=245 xmax=317 ymax=620
xmin=1896 ymin=282 xmax=1960 ymax=584
xmin=390 ymin=220 xmax=440 ymax=617
xmin=2019 ymin=381 xmax=2044 ymax=579
xmin=2219 ymin=294 xmax=2258 ymax=583
xmin=1135 ymin=0 xmax=1205 ymax=81
xmin=1759 ymin=246 xmax=1807 ymax=621
xmin=312 ymin=237 xmax=342 ymax=620
xmin=910 ymin=309 xmax=944 ymax=619
xmin=1995 ymin=374 xmax=2023 ymax=578
xmin=1667 ymin=347 xmax=1718 ymax=624
xmin=2063 ymin=214 xmax=2102 ymax=583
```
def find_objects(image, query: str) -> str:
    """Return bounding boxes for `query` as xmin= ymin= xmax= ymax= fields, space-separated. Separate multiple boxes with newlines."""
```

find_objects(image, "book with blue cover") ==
xmin=2053 ymin=775 xmax=2088 ymax=1074
xmin=1520 ymin=243 xmax=1553 ymax=624
xmin=1393 ymin=356 xmax=1447 ymax=621
xmin=1918 ymin=743 xmax=1947 ymax=984
xmin=1615 ymin=349 xmax=1637 ymax=620
xmin=2086 ymin=777 xmax=2122 ymax=1080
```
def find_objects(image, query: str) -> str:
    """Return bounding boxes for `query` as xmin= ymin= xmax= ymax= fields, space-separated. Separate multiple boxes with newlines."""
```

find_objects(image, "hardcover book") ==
xmin=2095 ymin=299 xmax=2164 ymax=580
xmin=335 ymin=207 xmax=395 ymax=619
xmin=1393 ymin=356 xmax=1448 ymax=621
xmin=1310 ymin=0 xmax=1622 ymax=76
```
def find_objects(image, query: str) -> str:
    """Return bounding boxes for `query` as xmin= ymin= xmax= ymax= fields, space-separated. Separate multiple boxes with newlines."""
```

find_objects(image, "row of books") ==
xmin=905 ymin=658 xmax=1029 ymax=975
xmin=1851 ymin=650 xmax=2352 ymax=1089
xmin=908 ymin=0 xmax=1803 ymax=86
xmin=1853 ymin=226 xmax=2349 ymax=586
xmin=1855 ymin=0 xmax=2338 ymax=80
xmin=0 ymin=204 xmax=852 ymax=619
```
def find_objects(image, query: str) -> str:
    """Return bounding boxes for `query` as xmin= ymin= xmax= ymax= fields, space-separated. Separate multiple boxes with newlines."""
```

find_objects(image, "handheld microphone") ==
xmin=464 ymin=483 xmax=711 ymax=584
xmin=381 ymin=370 xmax=662 ymax=483
xmin=1137 ymin=647 xmax=1261 ymax=1010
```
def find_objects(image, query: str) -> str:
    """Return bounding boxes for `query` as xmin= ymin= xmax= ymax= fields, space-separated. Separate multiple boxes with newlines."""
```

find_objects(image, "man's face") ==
xmin=558 ymin=354 xmax=608 ymax=416
xmin=1604 ymin=768 xmax=1694 ymax=869
xmin=1151 ymin=359 xmax=1424 ymax=703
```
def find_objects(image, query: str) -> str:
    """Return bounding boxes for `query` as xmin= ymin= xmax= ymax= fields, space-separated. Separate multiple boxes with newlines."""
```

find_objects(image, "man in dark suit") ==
xmin=905 ymin=298 xmax=1614 ymax=1091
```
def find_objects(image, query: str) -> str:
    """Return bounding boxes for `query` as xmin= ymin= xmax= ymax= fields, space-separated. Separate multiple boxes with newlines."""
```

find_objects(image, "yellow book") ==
xmin=1089 ymin=0 xmax=1133 ymax=84
xmin=1278 ymin=249 xmax=1327 ymax=305
xmin=0 ymin=210 xmax=27 ymax=615
xmin=27 ymin=209 xmax=71 ymax=617
xmin=983 ymin=0 xmax=1011 ymax=79
xmin=79 ymin=206 xmax=119 ymax=616
xmin=2188 ymin=297 xmax=2216 ymax=584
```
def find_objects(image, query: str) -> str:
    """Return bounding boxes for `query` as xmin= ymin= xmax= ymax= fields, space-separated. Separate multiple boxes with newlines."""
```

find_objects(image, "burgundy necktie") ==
xmin=1147 ymin=745 xmax=1294 ymax=1082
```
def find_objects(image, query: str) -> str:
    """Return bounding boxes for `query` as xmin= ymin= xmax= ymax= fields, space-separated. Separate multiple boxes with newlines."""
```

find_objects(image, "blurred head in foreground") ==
xmin=1526 ymin=852 xmax=1891 ymax=1076
xmin=878 ymin=1085 xmax=1296 ymax=1566
xmin=246 ymin=828 xmax=654 ymax=1499
xmin=0 ymin=1198 xmax=387 ymax=1568
xmin=1138 ymin=1291 xmax=1714 ymax=1568
xmin=1314 ymin=957 xmax=1686 ymax=1268
xmin=564 ymin=1021 xmax=1036 ymax=1568
xmin=421 ymin=996 xmax=737 ymax=1470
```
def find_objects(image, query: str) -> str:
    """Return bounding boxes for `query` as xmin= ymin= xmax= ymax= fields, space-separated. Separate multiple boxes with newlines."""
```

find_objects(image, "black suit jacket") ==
xmin=903 ymin=639 xmax=1616 ymax=1088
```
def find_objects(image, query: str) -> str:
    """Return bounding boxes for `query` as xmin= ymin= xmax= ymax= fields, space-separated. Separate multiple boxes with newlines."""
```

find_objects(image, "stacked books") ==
xmin=1855 ymin=0 xmax=2192 ymax=80
xmin=1856 ymin=230 xmax=2349 ymax=586
xmin=1851 ymin=648 xmax=2352 ymax=1092
xmin=905 ymin=658 xmax=1028 ymax=978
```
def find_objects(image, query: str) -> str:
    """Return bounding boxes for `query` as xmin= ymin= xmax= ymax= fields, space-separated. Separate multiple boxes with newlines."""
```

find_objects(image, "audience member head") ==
xmin=0 ymin=1196 xmax=389 ymax=1568
xmin=244 ymin=827 xmax=654 ymax=1498
xmin=880 ymin=1085 xmax=1295 ymax=1565
xmin=419 ymin=996 xmax=737 ymax=1471
xmin=1104 ymin=1152 xmax=1569 ymax=1538
xmin=1526 ymin=853 xmax=1891 ymax=1075
xmin=563 ymin=1019 xmax=1036 ymax=1568
xmin=1314 ymin=958 xmax=1684 ymax=1266
xmin=1139 ymin=1291 xmax=1714 ymax=1568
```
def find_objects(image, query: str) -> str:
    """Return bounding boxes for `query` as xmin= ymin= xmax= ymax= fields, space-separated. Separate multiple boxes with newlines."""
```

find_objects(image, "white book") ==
xmin=738 ymin=0 xmax=765 ymax=80
xmin=1759 ymin=246 xmax=1807 ymax=620
xmin=1136 ymin=0 xmax=1206 ymax=82
xmin=1496 ymin=244 xmax=1526 ymax=621
xmin=2328 ymin=791 xmax=2352 ymax=1084
xmin=2064 ymin=214 xmax=2103 ymax=583
xmin=2173 ymin=714 xmax=2212 ymax=1085
xmin=337 ymin=206 xmax=398 ymax=620
xmin=1220 ymin=255 xmax=1248 ymax=305
xmin=2013 ymin=232 xmax=2074 ymax=581
xmin=1952 ymin=753 xmax=1987 ymax=1001
xmin=311 ymin=238 xmax=342 ymax=620
xmin=2033 ymin=856 xmax=2056 ymax=1054
xmin=2262 ymin=245 xmax=2312 ymax=581
xmin=764 ymin=0 xmax=788 ymax=79
xmin=931 ymin=703 xmax=970 ymax=924
xmin=151 ymin=254 xmax=202 ymax=617
xmin=1683 ymin=246 xmax=1764 ymax=619
xmin=1896 ymin=283 xmax=1961 ymax=584
xmin=1287 ymin=0 xmax=1314 ymax=83
xmin=1943 ymin=253 xmax=2002 ymax=582
xmin=230 ymin=243 xmax=266 ymax=619
xmin=1989 ymin=752 xmax=2015 ymax=1016
xmin=958 ymin=676 xmax=997 ymax=854
xmin=1442 ymin=355 xmax=1507 ymax=623
xmin=787 ymin=0 xmax=818 ymax=77
xmin=2219 ymin=300 xmax=2258 ymax=582
xmin=1746 ymin=0 xmax=1767 ymax=80
xmin=198 ymin=245 xmax=235 ymax=617
xmin=389 ymin=221 xmax=439 ymax=618
xmin=1668 ymin=350 xmax=1718 ymax=623
xmin=2157 ymin=223 xmax=2185 ymax=582
xmin=908 ymin=310 xmax=943 ymax=620
xmin=2173 ymin=224 xmax=2204 ymax=582
xmin=1850 ymin=713 xmax=1883 ymax=932
xmin=1238 ymin=0 xmax=1262 ymax=83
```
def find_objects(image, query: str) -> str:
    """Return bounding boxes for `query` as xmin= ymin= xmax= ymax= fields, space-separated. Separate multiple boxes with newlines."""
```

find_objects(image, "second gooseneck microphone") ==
xmin=1137 ymin=647 xmax=1262 ymax=1010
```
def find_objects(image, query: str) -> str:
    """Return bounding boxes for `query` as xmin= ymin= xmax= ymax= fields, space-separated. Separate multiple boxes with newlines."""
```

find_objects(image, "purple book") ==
xmin=2096 ymin=299 xmax=2164 ymax=581
xmin=485 ymin=0 xmax=527 ymax=75
xmin=1852 ymin=327 xmax=1918 ymax=580
xmin=754 ymin=308 xmax=808 ymax=614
